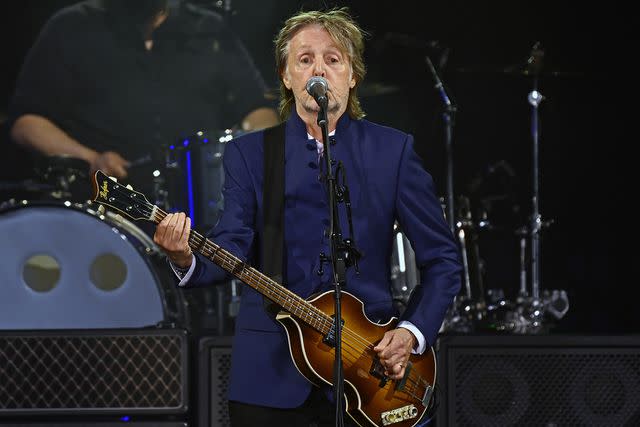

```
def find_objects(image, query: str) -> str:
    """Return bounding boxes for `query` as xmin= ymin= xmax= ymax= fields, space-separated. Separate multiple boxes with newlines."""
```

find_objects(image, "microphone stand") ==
xmin=425 ymin=55 xmax=457 ymax=234
xmin=316 ymin=101 xmax=356 ymax=427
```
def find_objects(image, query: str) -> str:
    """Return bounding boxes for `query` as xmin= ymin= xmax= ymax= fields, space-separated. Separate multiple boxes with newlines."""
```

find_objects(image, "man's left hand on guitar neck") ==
xmin=373 ymin=327 xmax=418 ymax=380
xmin=154 ymin=212 xmax=193 ymax=269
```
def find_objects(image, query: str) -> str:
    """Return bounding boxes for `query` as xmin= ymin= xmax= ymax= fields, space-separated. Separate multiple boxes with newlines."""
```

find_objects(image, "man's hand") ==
xmin=154 ymin=212 xmax=193 ymax=268
xmin=373 ymin=328 xmax=417 ymax=380
xmin=91 ymin=151 xmax=130 ymax=179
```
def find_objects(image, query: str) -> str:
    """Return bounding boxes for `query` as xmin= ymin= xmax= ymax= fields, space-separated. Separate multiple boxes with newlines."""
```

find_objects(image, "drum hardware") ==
xmin=425 ymin=50 xmax=457 ymax=234
xmin=507 ymin=42 xmax=569 ymax=334
xmin=151 ymin=168 xmax=170 ymax=210
xmin=0 ymin=180 xmax=55 ymax=204
xmin=439 ymin=194 xmax=489 ymax=334
xmin=441 ymin=43 xmax=574 ymax=336
xmin=164 ymin=128 xmax=239 ymax=231
xmin=390 ymin=223 xmax=420 ymax=313
xmin=480 ymin=288 xmax=521 ymax=333
xmin=125 ymin=153 xmax=171 ymax=210
xmin=34 ymin=154 xmax=91 ymax=201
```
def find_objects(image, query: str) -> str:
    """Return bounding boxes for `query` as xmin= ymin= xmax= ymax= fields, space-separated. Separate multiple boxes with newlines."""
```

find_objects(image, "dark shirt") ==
xmin=8 ymin=0 xmax=272 ymax=165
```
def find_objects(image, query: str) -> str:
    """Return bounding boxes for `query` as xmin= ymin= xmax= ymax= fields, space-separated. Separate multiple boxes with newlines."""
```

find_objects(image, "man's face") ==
xmin=282 ymin=24 xmax=355 ymax=117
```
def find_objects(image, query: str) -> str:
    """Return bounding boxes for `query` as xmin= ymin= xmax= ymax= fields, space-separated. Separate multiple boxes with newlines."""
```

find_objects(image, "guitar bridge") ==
xmin=380 ymin=404 xmax=419 ymax=426
xmin=322 ymin=315 xmax=345 ymax=347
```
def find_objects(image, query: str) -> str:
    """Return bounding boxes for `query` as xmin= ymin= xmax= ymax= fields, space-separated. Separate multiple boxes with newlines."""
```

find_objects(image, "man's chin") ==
xmin=301 ymin=102 xmax=322 ymax=116
xmin=302 ymin=100 xmax=340 ymax=115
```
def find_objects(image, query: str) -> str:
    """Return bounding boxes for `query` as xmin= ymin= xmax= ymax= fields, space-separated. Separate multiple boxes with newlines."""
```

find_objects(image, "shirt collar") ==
xmin=307 ymin=129 xmax=336 ymax=141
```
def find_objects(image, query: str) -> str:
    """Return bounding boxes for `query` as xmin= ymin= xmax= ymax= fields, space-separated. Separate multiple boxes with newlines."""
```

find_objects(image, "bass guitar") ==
xmin=91 ymin=170 xmax=436 ymax=427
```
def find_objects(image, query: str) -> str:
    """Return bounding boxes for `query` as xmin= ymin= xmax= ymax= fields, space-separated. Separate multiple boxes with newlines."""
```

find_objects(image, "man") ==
xmin=7 ymin=0 xmax=278 ymax=196
xmin=154 ymin=7 xmax=461 ymax=426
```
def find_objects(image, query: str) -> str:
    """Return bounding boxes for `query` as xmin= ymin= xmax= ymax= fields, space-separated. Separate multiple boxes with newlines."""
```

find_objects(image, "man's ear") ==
xmin=282 ymin=70 xmax=292 ymax=90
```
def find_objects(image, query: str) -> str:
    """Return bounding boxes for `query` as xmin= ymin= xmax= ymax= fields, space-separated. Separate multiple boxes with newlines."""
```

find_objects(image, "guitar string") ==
xmin=100 ymin=185 xmax=427 ymax=398
xmin=180 ymin=211 xmax=428 ymax=397
xmin=168 ymin=209 xmax=427 ymax=397
xmin=141 ymin=197 xmax=428 ymax=401
xmin=143 ymin=199 xmax=426 ymax=398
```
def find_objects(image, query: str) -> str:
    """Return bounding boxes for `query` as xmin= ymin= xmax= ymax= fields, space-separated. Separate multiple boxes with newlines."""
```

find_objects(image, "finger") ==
xmin=374 ymin=333 xmax=392 ymax=353
xmin=154 ymin=214 xmax=169 ymax=243
xmin=378 ymin=337 xmax=402 ymax=360
xmin=105 ymin=156 xmax=128 ymax=178
xmin=383 ymin=360 xmax=402 ymax=377
xmin=172 ymin=212 xmax=186 ymax=241
xmin=159 ymin=213 xmax=176 ymax=242
xmin=182 ymin=217 xmax=192 ymax=252
xmin=384 ymin=354 xmax=403 ymax=371
xmin=167 ymin=213 xmax=181 ymax=243
xmin=114 ymin=164 xmax=128 ymax=178
xmin=390 ymin=364 xmax=405 ymax=380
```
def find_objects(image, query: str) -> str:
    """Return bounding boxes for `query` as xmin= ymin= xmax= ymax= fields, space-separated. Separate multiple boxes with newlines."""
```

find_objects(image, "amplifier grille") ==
xmin=0 ymin=330 xmax=188 ymax=415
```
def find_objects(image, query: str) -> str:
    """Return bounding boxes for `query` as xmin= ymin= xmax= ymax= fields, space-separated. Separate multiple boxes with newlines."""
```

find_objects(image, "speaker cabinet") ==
xmin=436 ymin=334 xmax=640 ymax=426
xmin=0 ymin=423 xmax=187 ymax=427
xmin=198 ymin=336 xmax=233 ymax=427
xmin=0 ymin=329 xmax=189 ymax=417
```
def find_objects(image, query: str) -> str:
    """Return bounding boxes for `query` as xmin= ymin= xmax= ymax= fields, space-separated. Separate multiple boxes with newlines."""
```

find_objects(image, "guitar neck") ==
xmin=148 ymin=204 xmax=332 ymax=333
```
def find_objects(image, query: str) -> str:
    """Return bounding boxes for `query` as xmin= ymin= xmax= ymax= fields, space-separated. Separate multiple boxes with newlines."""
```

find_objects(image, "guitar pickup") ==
xmin=369 ymin=358 xmax=389 ymax=388
xmin=322 ymin=315 xmax=345 ymax=347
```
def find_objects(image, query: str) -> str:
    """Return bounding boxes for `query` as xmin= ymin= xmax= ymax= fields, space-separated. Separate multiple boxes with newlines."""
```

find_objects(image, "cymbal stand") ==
xmin=519 ymin=42 xmax=561 ymax=332
xmin=425 ymin=55 xmax=457 ymax=233
xmin=528 ymin=65 xmax=543 ymax=304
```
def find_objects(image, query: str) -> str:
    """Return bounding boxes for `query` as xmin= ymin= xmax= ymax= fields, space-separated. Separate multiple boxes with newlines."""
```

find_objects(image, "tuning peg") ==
xmin=109 ymin=176 xmax=118 ymax=182
xmin=97 ymin=205 xmax=106 ymax=215
xmin=126 ymin=184 xmax=133 ymax=190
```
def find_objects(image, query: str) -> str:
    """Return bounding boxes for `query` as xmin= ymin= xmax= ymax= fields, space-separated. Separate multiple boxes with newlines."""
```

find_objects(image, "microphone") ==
xmin=306 ymin=76 xmax=329 ymax=108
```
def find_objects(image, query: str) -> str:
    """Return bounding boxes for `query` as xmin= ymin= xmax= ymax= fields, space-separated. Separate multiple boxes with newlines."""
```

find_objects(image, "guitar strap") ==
xmin=262 ymin=121 xmax=286 ymax=316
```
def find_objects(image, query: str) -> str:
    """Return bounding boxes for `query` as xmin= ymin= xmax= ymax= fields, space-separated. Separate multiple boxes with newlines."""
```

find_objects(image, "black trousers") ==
xmin=228 ymin=386 xmax=357 ymax=427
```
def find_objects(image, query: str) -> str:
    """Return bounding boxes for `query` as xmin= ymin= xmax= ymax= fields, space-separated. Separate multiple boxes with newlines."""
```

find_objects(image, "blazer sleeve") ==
xmin=394 ymin=135 xmax=462 ymax=346
xmin=183 ymin=139 xmax=258 ymax=287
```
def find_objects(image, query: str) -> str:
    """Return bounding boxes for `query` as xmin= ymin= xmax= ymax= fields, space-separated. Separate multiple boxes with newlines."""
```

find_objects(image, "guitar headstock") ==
xmin=91 ymin=170 xmax=155 ymax=221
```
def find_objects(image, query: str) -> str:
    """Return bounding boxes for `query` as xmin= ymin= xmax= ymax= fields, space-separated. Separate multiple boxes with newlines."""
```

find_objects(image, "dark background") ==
xmin=0 ymin=1 xmax=630 ymax=334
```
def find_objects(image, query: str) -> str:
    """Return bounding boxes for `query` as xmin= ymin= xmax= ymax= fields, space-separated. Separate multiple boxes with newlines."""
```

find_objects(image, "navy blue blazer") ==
xmin=185 ymin=110 xmax=461 ymax=408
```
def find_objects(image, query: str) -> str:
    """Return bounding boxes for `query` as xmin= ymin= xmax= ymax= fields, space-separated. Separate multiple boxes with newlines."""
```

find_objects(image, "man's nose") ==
xmin=312 ymin=61 xmax=325 ymax=77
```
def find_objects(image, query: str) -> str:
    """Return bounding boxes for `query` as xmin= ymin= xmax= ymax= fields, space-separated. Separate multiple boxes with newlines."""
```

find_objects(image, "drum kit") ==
xmin=391 ymin=41 xmax=571 ymax=335
xmin=1 ymin=109 xmax=569 ymax=335
xmin=0 ymin=128 xmax=243 ymax=335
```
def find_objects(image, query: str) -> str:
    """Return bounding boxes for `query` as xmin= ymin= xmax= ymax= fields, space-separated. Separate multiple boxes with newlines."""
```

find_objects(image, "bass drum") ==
xmin=0 ymin=200 xmax=185 ymax=330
